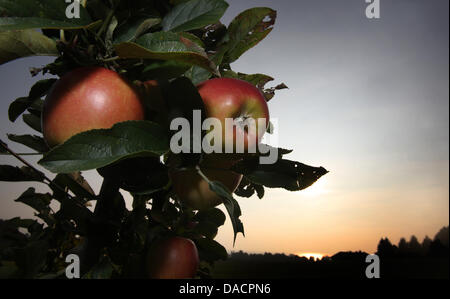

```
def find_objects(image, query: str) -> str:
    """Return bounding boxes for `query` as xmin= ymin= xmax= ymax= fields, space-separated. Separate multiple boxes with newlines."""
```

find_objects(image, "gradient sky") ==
xmin=0 ymin=0 xmax=448 ymax=256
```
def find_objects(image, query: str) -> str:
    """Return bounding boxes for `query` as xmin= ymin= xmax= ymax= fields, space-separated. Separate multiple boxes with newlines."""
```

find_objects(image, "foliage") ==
xmin=0 ymin=0 xmax=327 ymax=278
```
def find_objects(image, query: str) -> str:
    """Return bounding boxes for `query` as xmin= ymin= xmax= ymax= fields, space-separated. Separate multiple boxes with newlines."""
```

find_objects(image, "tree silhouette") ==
xmin=377 ymin=237 xmax=397 ymax=258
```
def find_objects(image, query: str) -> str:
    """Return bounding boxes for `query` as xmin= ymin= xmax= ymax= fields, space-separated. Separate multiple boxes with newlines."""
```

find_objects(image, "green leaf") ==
xmin=208 ymin=180 xmax=244 ymax=245
xmin=141 ymin=60 xmax=192 ymax=81
xmin=39 ymin=121 xmax=169 ymax=173
xmin=0 ymin=0 xmax=94 ymax=31
xmin=7 ymin=134 xmax=49 ymax=153
xmin=0 ymin=30 xmax=58 ymax=65
xmin=22 ymin=113 xmax=41 ymax=133
xmin=162 ymin=0 xmax=229 ymax=33
xmin=115 ymin=31 xmax=217 ymax=73
xmin=113 ymin=17 xmax=161 ymax=44
xmin=179 ymin=32 xmax=205 ymax=48
xmin=0 ymin=165 xmax=45 ymax=182
xmin=232 ymin=159 xmax=328 ymax=191
xmin=222 ymin=70 xmax=274 ymax=90
xmin=185 ymin=65 xmax=212 ymax=85
xmin=222 ymin=7 xmax=276 ymax=64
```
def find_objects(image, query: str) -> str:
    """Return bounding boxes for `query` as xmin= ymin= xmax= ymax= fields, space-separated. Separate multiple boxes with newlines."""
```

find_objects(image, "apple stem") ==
xmin=195 ymin=165 xmax=211 ymax=183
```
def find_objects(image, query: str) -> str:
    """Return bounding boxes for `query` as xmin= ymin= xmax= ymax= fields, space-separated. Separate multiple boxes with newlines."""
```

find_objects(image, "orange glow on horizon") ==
xmin=297 ymin=252 xmax=325 ymax=260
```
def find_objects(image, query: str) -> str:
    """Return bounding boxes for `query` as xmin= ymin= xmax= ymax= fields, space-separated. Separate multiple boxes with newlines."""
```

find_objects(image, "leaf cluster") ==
xmin=0 ymin=0 xmax=327 ymax=278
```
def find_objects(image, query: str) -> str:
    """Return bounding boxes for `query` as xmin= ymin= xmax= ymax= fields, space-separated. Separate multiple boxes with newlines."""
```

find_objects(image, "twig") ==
xmin=0 ymin=141 xmax=73 ymax=200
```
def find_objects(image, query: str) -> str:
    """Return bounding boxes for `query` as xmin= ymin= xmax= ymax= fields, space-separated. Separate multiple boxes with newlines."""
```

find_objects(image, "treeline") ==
xmin=376 ymin=226 xmax=449 ymax=258
xmin=211 ymin=226 xmax=449 ymax=279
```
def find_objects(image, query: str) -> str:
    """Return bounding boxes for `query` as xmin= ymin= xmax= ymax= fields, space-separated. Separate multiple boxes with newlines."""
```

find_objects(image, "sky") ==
xmin=0 ymin=0 xmax=449 ymax=257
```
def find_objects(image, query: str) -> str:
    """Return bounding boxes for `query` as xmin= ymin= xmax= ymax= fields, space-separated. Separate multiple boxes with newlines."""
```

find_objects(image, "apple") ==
xmin=42 ymin=66 xmax=145 ymax=147
xmin=146 ymin=237 xmax=199 ymax=279
xmin=197 ymin=77 xmax=270 ymax=152
xmin=169 ymin=153 xmax=243 ymax=210
xmin=170 ymin=78 xmax=269 ymax=210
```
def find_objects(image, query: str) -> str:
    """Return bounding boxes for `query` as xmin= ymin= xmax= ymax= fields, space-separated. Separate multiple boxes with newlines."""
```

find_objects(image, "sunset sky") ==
xmin=0 ymin=0 xmax=448 ymax=257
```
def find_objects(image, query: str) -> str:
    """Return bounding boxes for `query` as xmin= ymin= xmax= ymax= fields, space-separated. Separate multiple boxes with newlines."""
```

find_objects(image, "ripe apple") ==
xmin=170 ymin=78 xmax=269 ymax=210
xmin=42 ymin=66 xmax=145 ymax=147
xmin=169 ymin=153 xmax=243 ymax=210
xmin=146 ymin=237 xmax=199 ymax=279
xmin=197 ymin=77 xmax=270 ymax=152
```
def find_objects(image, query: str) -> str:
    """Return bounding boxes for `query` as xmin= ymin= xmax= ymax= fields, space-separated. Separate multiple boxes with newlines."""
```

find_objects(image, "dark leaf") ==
xmin=7 ymin=134 xmax=49 ymax=153
xmin=232 ymin=158 xmax=328 ymax=191
xmin=194 ymin=222 xmax=218 ymax=239
xmin=0 ymin=139 xmax=7 ymax=153
xmin=194 ymin=208 xmax=226 ymax=227
xmin=141 ymin=60 xmax=192 ymax=81
xmin=39 ymin=121 xmax=169 ymax=173
xmin=22 ymin=113 xmax=41 ymax=133
xmin=2 ymin=217 xmax=36 ymax=229
xmin=113 ymin=17 xmax=161 ymax=44
xmin=264 ymin=82 xmax=288 ymax=102
xmin=222 ymin=70 xmax=274 ymax=90
xmin=208 ymin=180 xmax=244 ymax=245
xmin=14 ymin=239 xmax=49 ymax=278
xmin=55 ymin=196 xmax=93 ymax=233
xmin=195 ymin=237 xmax=228 ymax=263
xmin=14 ymin=188 xmax=52 ymax=217
xmin=165 ymin=77 xmax=207 ymax=156
xmin=0 ymin=165 xmax=45 ymax=182
xmin=98 ymin=157 xmax=169 ymax=195
xmin=234 ymin=177 xmax=265 ymax=199
xmin=8 ymin=97 xmax=30 ymax=122
xmin=162 ymin=0 xmax=229 ymax=33
xmin=28 ymin=78 xmax=57 ymax=100
xmin=82 ymin=255 xmax=114 ymax=279
xmin=0 ymin=30 xmax=58 ymax=65
xmin=52 ymin=172 xmax=96 ymax=201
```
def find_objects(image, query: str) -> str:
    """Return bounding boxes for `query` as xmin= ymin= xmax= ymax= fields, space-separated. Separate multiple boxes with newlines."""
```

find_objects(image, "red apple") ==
xmin=146 ymin=237 xmax=199 ymax=279
xmin=42 ymin=66 xmax=145 ymax=147
xmin=197 ymin=77 xmax=270 ymax=153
